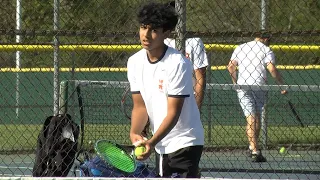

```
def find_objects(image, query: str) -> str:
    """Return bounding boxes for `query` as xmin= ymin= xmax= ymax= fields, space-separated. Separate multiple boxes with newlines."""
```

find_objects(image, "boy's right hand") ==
xmin=134 ymin=140 xmax=153 ymax=161
xmin=130 ymin=133 xmax=152 ymax=160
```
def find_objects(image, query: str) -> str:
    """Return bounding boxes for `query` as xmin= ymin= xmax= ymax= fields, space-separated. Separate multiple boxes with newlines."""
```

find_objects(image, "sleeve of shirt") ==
xmin=167 ymin=56 xmax=192 ymax=97
xmin=191 ymin=38 xmax=209 ymax=70
xmin=127 ymin=57 xmax=140 ymax=92
xmin=230 ymin=46 xmax=240 ymax=62
xmin=264 ymin=47 xmax=276 ymax=64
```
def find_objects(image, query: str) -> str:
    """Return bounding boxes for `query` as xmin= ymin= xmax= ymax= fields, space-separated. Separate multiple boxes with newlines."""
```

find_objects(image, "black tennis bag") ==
xmin=33 ymin=114 xmax=80 ymax=177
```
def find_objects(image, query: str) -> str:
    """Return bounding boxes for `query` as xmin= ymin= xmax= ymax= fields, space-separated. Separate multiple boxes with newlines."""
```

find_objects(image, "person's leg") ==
xmin=246 ymin=112 xmax=266 ymax=162
xmin=246 ymin=114 xmax=259 ymax=153
xmin=253 ymin=90 xmax=268 ymax=150
xmin=238 ymin=90 xmax=258 ymax=152
xmin=167 ymin=145 xmax=203 ymax=178
xmin=239 ymin=90 xmax=267 ymax=162
xmin=250 ymin=119 xmax=266 ymax=162
xmin=255 ymin=112 xmax=261 ymax=141
xmin=249 ymin=91 xmax=267 ymax=162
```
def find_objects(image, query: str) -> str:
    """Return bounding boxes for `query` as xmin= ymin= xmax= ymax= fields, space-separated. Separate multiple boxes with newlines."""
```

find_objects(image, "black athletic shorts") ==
xmin=155 ymin=145 xmax=203 ymax=178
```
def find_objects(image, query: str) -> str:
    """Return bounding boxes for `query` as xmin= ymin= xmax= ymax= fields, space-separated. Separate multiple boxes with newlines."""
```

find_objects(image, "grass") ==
xmin=1 ymin=124 xmax=319 ymax=154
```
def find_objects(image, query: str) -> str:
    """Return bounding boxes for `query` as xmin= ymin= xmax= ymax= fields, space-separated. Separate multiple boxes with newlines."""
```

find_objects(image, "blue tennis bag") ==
xmin=79 ymin=155 xmax=156 ymax=177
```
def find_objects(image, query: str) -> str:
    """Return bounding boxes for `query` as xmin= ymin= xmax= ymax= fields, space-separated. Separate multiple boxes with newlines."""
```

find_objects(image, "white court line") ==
xmin=0 ymin=166 xmax=31 ymax=169
xmin=0 ymin=175 xmax=32 ymax=177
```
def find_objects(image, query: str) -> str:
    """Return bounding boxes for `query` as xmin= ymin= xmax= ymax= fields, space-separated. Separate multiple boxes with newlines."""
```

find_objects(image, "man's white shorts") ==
xmin=237 ymin=89 xmax=267 ymax=117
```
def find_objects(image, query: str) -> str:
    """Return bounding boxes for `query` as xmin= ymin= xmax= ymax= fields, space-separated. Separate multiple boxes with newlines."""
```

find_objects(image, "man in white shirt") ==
xmin=127 ymin=2 xmax=204 ymax=178
xmin=227 ymin=34 xmax=287 ymax=162
xmin=164 ymin=38 xmax=208 ymax=109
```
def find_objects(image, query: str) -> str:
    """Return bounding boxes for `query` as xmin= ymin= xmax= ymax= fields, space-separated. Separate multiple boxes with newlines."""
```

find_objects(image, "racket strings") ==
xmin=96 ymin=141 xmax=136 ymax=173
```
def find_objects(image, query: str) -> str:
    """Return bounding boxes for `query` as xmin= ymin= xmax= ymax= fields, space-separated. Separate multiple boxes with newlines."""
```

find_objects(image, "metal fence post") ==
xmin=175 ymin=0 xmax=186 ymax=54
xmin=53 ymin=0 xmax=60 ymax=115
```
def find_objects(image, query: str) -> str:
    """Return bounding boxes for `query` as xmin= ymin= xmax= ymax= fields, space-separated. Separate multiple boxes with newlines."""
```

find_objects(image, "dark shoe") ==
xmin=247 ymin=148 xmax=253 ymax=157
xmin=251 ymin=151 xmax=267 ymax=162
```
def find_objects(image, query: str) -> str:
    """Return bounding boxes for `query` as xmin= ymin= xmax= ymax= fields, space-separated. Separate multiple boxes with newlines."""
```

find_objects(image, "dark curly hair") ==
xmin=137 ymin=2 xmax=178 ymax=32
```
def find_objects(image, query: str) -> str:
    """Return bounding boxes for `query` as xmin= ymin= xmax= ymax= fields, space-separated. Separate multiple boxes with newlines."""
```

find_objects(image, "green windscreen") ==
xmin=95 ymin=140 xmax=136 ymax=173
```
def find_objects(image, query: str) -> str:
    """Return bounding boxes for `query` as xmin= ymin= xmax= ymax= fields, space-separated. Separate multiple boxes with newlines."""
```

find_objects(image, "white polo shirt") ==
xmin=231 ymin=40 xmax=275 ymax=85
xmin=164 ymin=38 xmax=208 ymax=70
xmin=127 ymin=46 xmax=204 ymax=154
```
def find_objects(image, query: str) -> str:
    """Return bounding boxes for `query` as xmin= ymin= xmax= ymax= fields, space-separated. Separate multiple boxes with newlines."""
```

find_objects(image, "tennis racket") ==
xmin=95 ymin=139 xmax=136 ymax=173
xmin=287 ymin=99 xmax=304 ymax=128
xmin=283 ymin=93 xmax=304 ymax=127
xmin=121 ymin=85 xmax=150 ymax=137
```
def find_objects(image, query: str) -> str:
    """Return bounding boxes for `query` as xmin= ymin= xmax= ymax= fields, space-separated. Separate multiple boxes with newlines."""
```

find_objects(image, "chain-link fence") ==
xmin=0 ymin=0 xmax=319 ymax=178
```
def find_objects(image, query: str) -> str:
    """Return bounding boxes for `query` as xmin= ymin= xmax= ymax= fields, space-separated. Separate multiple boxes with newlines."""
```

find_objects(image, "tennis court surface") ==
xmin=1 ymin=151 xmax=320 ymax=179
xmin=56 ymin=80 xmax=320 ymax=179
xmin=1 ymin=80 xmax=319 ymax=179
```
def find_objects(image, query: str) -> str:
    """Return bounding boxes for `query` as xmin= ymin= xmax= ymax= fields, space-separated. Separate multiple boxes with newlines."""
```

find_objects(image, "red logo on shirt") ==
xmin=158 ymin=80 xmax=163 ymax=90
xmin=185 ymin=53 xmax=190 ymax=59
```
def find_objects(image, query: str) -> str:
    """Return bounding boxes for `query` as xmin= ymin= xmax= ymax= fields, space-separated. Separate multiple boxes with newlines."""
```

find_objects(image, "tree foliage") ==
xmin=0 ymin=0 xmax=319 ymax=67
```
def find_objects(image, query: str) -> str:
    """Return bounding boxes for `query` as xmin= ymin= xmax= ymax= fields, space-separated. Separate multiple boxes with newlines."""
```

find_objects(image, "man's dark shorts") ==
xmin=155 ymin=145 xmax=203 ymax=178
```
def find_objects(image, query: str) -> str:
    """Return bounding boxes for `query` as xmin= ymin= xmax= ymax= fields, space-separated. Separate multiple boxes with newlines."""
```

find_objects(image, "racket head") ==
xmin=94 ymin=140 xmax=136 ymax=173
xmin=121 ymin=86 xmax=132 ymax=120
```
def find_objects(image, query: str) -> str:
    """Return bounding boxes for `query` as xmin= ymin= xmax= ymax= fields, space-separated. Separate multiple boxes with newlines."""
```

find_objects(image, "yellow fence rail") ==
xmin=0 ymin=44 xmax=319 ymax=52
xmin=1 ymin=65 xmax=320 ymax=72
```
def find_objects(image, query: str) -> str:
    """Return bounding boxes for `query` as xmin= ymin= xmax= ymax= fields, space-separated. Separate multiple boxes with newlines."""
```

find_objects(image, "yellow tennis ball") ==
xmin=134 ymin=146 xmax=146 ymax=156
xmin=279 ymin=147 xmax=286 ymax=154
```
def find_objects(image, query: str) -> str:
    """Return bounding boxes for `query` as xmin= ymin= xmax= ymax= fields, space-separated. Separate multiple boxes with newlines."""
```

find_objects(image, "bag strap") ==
xmin=73 ymin=85 xmax=87 ymax=176
xmin=76 ymin=85 xmax=85 ymax=151
xmin=73 ymin=85 xmax=85 ymax=177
